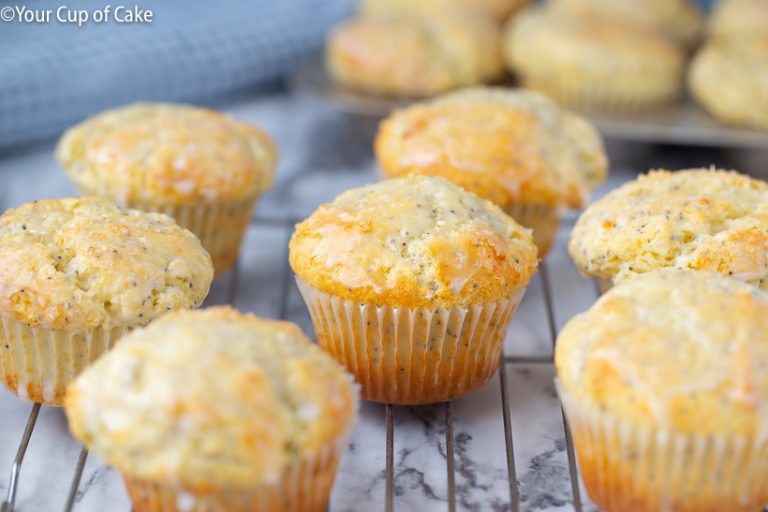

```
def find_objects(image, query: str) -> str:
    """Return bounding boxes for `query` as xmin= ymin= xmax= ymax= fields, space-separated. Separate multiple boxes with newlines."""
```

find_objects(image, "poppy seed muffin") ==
xmin=689 ymin=37 xmax=768 ymax=131
xmin=359 ymin=0 xmax=530 ymax=24
xmin=326 ymin=12 xmax=504 ymax=98
xmin=569 ymin=168 xmax=768 ymax=292
xmin=65 ymin=306 xmax=358 ymax=512
xmin=550 ymin=0 xmax=704 ymax=46
xmin=556 ymin=269 xmax=768 ymax=511
xmin=375 ymin=87 xmax=608 ymax=256
xmin=290 ymin=175 xmax=538 ymax=403
xmin=56 ymin=103 xmax=278 ymax=275
xmin=0 ymin=197 xmax=213 ymax=405
xmin=504 ymin=8 xmax=686 ymax=112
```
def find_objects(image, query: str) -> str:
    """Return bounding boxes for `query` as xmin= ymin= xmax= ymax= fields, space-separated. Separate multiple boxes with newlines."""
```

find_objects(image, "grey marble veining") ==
xmin=1 ymin=88 xmax=760 ymax=511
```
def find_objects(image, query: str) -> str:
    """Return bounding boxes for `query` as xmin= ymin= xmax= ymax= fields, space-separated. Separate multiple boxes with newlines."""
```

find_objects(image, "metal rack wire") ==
xmin=0 ymin=213 xmax=584 ymax=512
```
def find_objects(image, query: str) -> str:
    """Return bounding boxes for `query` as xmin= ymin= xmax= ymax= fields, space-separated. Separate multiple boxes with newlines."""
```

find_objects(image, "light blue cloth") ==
xmin=0 ymin=0 xmax=353 ymax=148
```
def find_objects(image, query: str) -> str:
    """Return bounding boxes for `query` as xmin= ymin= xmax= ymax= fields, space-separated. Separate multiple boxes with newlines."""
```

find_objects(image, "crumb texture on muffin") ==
xmin=326 ymin=13 xmax=503 ymax=97
xmin=569 ymin=169 xmax=768 ymax=288
xmin=0 ymin=198 xmax=213 ymax=331
xmin=504 ymin=8 xmax=685 ymax=110
xmin=359 ymin=0 xmax=529 ymax=23
xmin=708 ymin=0 xmax=768 ymax=40
xmin=689 ymin=37 xmax=768 ymax=130
xmin=56 ymin=103 xmax=278 ymax=204
xmin=290 ymin=175 xmax=538 ymax=308
xmin=375 ymin=87 xmax=607 ymax=209
xmin=556 ymin=268 xmax=768 ymax=436
xmin=65 ymin=306 xmax=357 ymax=490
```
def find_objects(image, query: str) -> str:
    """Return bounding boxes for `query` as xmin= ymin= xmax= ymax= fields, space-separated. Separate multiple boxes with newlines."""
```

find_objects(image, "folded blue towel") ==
xmin=0 ymin=0 xmax=353 ymax=148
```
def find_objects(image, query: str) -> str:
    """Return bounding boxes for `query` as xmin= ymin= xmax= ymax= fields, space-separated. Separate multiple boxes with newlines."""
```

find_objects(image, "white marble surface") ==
xmin=0 ymin=89 xmax=764 ymax=512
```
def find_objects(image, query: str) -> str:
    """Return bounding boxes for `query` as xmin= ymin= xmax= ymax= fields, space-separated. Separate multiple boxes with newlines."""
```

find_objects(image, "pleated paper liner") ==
xmin=123 ymin=197 xmax=257 ymax=277
xmin=296 ymin=278 xmax=526 ymax=404
xmin=123 ymin=433 xmax=349 ymax=512
xmin=557 ymin=381 xmax=768 ymax=512
xmin=503 ymin=202 xmax=560 ymax=257
xmin=0 ymin=316 xmax=128 ymax=406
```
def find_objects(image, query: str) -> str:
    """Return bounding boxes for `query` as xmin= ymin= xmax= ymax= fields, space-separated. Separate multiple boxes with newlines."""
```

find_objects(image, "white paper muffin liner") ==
xmin=503 ymin=203 xmax=560 ymax=257
xmin=123 ymin=197 xmax=257 ymax=277
xmin=0 ymin=316 xmax=128 ymax=406
xmin=296 ymin=278 xmax=525 ymax=404
xmin=123 ymin=433 xmax=349 ymax=512
xmin=557 ymin=381 xmax=768 ymax=512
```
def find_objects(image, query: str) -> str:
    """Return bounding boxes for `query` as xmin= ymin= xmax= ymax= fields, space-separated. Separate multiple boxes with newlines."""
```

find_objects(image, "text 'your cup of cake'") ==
xmin=289 ymin=175 xmax=538 ymax=404
xmin=56 ymin=102 xmax=278 ymax=276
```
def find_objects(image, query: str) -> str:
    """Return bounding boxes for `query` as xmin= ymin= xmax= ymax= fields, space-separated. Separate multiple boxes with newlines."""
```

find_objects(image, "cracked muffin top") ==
xmin=56 ymin=103 xmax=278 ymax=205
xmin=326 ymin=12 xmax=504 ymax=98
xmin=375 ymin=87 xmax=607 ymax=209
xmin=0 ymin=197 xmax=213 ymax=331
xmin=569 ymin=169 xmax=768 ymax=288
xmin=65 ymin=307 xmax=358 ymax=490
xmin=556 ymin=269 xmax=768 ymax=436
xmin=289 ymin=175 xmax=538 ymax=308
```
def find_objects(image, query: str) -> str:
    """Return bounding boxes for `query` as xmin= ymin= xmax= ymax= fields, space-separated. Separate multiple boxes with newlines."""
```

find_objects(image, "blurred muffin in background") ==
xmin=689 ymin=37 xmax=768 ymax=131
xmin=375 ymin=87 xmax=607 ymax=256
xmin=569 ymin=168 xmax=768 ymax=292
xmin=326 ymin=12 xmax=503 ymax=98
xmin=556 ymin=269 xmax=768 ymax=512
xmin=66 ymin=307 xmax=357 ymax=512
xmin=550 ymin=0 xmax=704 ymax=46
xmin=56 ymin=103 xmax=278 ymax=276
xmin=359 ymin=0 xmax=529 ymax=24
xmin=708 ymin=0 xmax=768 ymax=41
xmin=505 ymin=8 xmax=686 ymax=112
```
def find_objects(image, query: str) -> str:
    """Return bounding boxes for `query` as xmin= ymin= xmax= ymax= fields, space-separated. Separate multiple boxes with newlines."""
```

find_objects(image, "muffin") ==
xmin=0 ymin=197 xmax=213 ymax=406
xmin=359 ymin=0 xmax=530 ymax=24
xmin=56 ymin=103 xmax=278 ymax=276
xmin=550 ymin=0 xmax=704 ymax=47
xmin=65 ymin=306 xmax=358 ymax=512
xmin=556 ymin=269 xmax=768 ymax=512
xmin=375 ymin=87 xmax=608 ymax=256
xmin=326 ymin=12 xmax=504 ymax=98
xmin=289 ymin=175 xmax=538 ymax=404
xmin=504 ymin=7 xmax=686 ymax=112
xmin=708 ymin=0 xmax=768 ymax=41
xmin=569 ymin=168 xmax=768 ymax=292
xmin=689 ymin=37 xmax=768 ymax=131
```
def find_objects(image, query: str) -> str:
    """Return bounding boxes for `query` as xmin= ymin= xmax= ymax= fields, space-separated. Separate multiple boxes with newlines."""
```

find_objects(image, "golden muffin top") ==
xmin=326 ymin=13 xmax=503 ymax=98
xmin=359 ymin=0 xmax=529 ymax=24
xmin=289 ymin=175 xmax=538 ymax=308
xmin=708 ymin=0 xmax=768 ymax=41
xmin=550 ymin=0 xmax=703 ymax=46
xmin=56 ymin=103 xmax=278 ymax=205
xmin=65 ymin=307 xmax=358 ymax=490
xmin=375 ymin=87 xmax=607 ymax=209
xmin=0 ymin=198 xmax=213 ymax=331
xmin=556 ymin=269 xmax=768 ymax=437
xmin=505 ymin=7 xmax=686 ymax=73
xmin=569 ymin=169 xmax=768 ymax=288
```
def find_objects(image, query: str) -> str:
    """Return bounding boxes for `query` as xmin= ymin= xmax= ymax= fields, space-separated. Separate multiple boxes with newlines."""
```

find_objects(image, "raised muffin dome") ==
xmin=0 ymin=197 xmax=212 ymax=331
xmin=569 ymin=168 xmax=768 ymax=289
xmin=556 ymin=268 xmax=768 ymax=436
xmin=375 ymin=87 xmax=607 ymax=209
xmin=289 ymin=175 xmax=538 ymax=308
xmin=56 ymin=103 xmax=277 ymax=205
xmin=65 ymin=306 xmax=358 ymax=489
